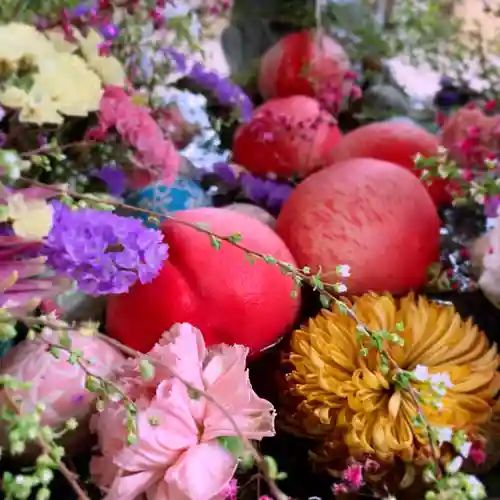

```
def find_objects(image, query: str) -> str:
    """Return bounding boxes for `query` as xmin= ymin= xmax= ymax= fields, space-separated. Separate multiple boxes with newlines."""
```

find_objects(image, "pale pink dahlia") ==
xmin=91 ymin=323 xmax=276 ymax=500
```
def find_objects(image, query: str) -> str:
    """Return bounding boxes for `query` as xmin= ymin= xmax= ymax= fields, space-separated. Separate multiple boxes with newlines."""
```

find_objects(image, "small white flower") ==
xmin=434 ymin=427 xmax=453 ymax=445
xmin=445 ymin=455 xmax=463 ymax=474
xmin=336 ymin=264 xmax=351 ymax=278
xmin=430 ymin=373 xmax=453 ymax=388
xmin=412 ymin=364 xmax=430 ymax=382
xmin=413 ymin=152 xmax=423 ymax=164
xmin=459 ymin=440 xmax=472 ymax=458
xmin=335 ymin=283 xmax=347 ymax=293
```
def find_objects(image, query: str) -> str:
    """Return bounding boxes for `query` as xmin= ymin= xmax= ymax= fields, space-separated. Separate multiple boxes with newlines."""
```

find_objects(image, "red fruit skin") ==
xmin=106 ymin=208 xmax=300 ymax=354
xmin=258 ymin=30 xmax=351 ymax=100
xmin=276 ymin=159 xmax=440 ymax=295
xmin=232 ymin=96 xmax=342 ymax=178
xmin=327 ymin=121 xmax=449 ymax=205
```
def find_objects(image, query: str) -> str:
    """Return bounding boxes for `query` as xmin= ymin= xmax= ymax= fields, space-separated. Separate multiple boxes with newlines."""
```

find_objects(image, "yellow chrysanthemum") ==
xmin=18 ymin=89 xmax=63 ymax=125
xmin=33 ymin=53 xmax=102 ymax=117
xmin=44 ymin=28 xmax=78 ymax=54
xmin=0 ymin=23 xmax=125 ymax=125
xmin=0 ymin=23 xmax=55 ymax=65
xmin=75 ymin=29 xmax=126 ymax=86
xmin=0 ymin=87 xmax=29 ymax=109
xmin=282 ymin=293 xmax=500 ymax=469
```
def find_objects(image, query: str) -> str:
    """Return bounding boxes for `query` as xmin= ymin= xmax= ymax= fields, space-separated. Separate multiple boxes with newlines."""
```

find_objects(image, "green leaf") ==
xmin=209 ymin=235 xmax=221 ymax=250
xmin=139 ymin=359 xmax=155 ymax=381
xmin=319 ymin=294 xmax=331 ymax=309
xmin=228 ymin=232 xmax=242 ymax=244
xmin=216 ymin=436 xmax=245 ymax=458
xmin=263 ymin=255 xmax=277 ymax=265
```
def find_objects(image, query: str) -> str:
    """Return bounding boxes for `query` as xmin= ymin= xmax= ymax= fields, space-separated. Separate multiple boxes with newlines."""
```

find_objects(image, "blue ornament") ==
xmin=125 ymin=175 xmax=211 ymax=227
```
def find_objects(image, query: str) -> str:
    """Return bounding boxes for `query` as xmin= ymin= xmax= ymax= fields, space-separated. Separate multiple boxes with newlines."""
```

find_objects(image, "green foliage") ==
xmin=0 ymin=0 xmax=85 ymax=23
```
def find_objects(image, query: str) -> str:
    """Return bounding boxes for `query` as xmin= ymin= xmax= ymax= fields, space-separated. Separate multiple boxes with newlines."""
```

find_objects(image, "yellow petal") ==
xmin=388 ymin=391 xmax=402 ymax=419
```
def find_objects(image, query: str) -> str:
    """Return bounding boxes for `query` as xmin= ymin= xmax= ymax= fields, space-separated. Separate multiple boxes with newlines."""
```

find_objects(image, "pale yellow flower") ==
xmin=0 ymin=23 xmax=123 ymax=124
xmin=0 ymin=87 xmax=29 ymax=109
xmin=44 ymin=28 xmax=78 ymax=54
xmin=0 ymin=23 xmax=55 ymax=64
xmin=19 ymin=89 xmax=63 ymax=125
xmin=283 ymin=293 xmax=500 ymax=469
xmin=75 ymin=29 xmax=126 ymax=86
xmin=34 ymin=53 xmax=102 ymax=116
xmin=6 ymin=194 xmax=53 ymax=240
xmin=86 ymin=54 xmax=126 ymax=86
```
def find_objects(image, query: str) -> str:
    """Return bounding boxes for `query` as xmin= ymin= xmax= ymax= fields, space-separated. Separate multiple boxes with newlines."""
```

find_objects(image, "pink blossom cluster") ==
xmin=440 ymin=104 xmax=500 ymax=170
xmin=88 ymin=85 xmax=180 ymax=189
xmin=332 ymin=459 xmax=379 ymax=496
xmin=90 ymin=322 xmax=276 ymax=500
xmin=316 ymin=71 xmax=361 ymax=115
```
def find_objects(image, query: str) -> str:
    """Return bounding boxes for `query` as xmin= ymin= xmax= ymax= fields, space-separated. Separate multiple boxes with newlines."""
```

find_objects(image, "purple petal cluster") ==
xmin=92 ymin=165 xmax=126 ymax=196
xmin=41 ymin=202 xmax=168 ymax=296
xmin=239 ymin=173 xmax=293 ymax=214
xmin=213 ymin=162 xmax=293 ymax=214
xmin=165 ymin=49 xmax=253 ymax=122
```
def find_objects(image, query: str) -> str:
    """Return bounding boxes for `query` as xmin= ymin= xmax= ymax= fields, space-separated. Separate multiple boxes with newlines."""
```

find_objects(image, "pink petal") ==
xmin=104 ymin=470 xmax=161 ymax=500
xmin=202 ymin=345 xmax=275 ymax=441
xmin=165 ymin=441 xmax=237 ymax=500
xmin=113 ymin=380 xmax=199 ymax=472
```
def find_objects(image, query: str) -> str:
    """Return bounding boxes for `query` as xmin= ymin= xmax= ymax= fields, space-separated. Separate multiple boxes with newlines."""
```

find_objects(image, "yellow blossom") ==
xmin=75 ymin=29 xmax=126 ymax=86
xmin=0 ymin=23 xmax=55 ymax=65
xmin=6 ymin=194 xmax=53 ymax=240
xmin=0 ymin=87 xmax=29 ymax=109
xmin=86 ymin=54 xmax=126 ymax=86
xmin=34 ymin=53 xmax=102 ymax=117
xmin=44 ymin=28 xmax=78 ymax=53
xmin=282 ymin=293 xmax=500 ymax=469
xmin=0 ymin=23 xmax=123 ymax=125
xmin=19 ymin=89 xmax=63 ymax=125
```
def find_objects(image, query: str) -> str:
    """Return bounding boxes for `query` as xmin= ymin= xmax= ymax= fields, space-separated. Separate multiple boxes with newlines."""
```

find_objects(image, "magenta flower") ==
xmin=91 ymin=323 xmax=276 ymax=500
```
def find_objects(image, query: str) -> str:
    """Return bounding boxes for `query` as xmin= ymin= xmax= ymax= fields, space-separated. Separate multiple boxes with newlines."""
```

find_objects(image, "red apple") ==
xmin=258 ymin=30 xmax=351 ymax=102
xmin=232 ymin=95 xmax=342 ymax=178
xmin=327 ymin=121 xmax=449 ymax=205
xmin=106 ymin=207 xmax=299 ymax=354
xmin=276 ymin=159 xmax=440 ymax=295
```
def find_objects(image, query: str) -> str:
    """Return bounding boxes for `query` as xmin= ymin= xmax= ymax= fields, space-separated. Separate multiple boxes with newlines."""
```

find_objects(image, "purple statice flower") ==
xmin=92 ymin=165 xmax=126 ymax=196
xmin=239 ymin=174 xmax=293 ymax=214
xmin=213 ymin=162 xmax=238 ymax=185
xmin=165 ymin=48 xmax=253 ymax=122
xmin=41 ymin=202 xmax=169 ymax=296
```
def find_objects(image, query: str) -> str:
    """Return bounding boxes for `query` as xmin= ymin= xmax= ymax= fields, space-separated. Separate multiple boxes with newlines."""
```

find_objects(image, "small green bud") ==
xmin=36 ymin=487 xmax=51 ymax=500
xmin=85 ymin=375 xmax=101 ymax=393
xmin=139 ymin=359 xmax=155 ymax=381
xmin=65 ymin=418 xmax=78 ymax=431
xmin=37 ymin=468 xmax=53 ymax=485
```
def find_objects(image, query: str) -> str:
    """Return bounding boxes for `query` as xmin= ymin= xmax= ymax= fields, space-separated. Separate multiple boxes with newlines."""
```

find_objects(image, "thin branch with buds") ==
xmin=16 ymin=175 xmax=443 ymax=478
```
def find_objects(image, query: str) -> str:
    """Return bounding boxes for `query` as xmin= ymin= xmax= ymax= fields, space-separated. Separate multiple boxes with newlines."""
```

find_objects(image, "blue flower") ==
xmin=41 ymin=202 xmax=168 ymax=295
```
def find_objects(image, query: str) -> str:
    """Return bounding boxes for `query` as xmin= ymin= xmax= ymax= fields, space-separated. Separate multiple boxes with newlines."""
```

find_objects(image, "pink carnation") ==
xmin=89 ymin=85 xmax=180 ymax=189
xmin=90 ymin=323 xmax=276 ymax=500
